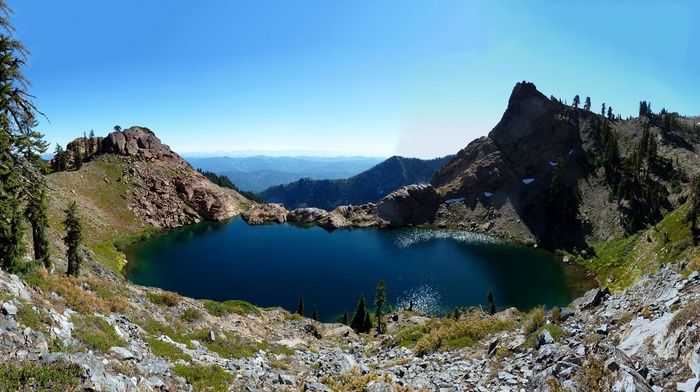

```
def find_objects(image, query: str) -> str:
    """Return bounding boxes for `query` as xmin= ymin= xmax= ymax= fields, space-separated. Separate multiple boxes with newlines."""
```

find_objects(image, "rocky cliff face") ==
xmin=429 ymin=81 xmax=700 ymax=246
xmin=56 ymin=127 xmax=250 ymax=229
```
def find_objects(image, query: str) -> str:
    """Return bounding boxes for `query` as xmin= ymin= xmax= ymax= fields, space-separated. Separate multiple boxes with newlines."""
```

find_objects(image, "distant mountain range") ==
xmin=184 ymin=156 xmax=385 ymax=192
xmin=259 ymin=155 xmax=453 ymax=211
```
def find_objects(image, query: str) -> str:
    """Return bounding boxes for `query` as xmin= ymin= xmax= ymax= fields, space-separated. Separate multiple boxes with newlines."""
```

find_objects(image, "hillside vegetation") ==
xmin=260 ymin=155 xmax=453 ymax=210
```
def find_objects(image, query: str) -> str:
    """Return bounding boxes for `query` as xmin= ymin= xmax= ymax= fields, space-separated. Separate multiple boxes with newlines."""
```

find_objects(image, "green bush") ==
xmin=173 ymin=364 xmax=234 ymax=392
xmin=181 ymin=307 xmax=200 ymax=322
xmin=72 ymin=315 xmax=127 ymax=352
xmin=201 ymin=299 xmax=260 ymax=317
xmin=0 ymin=360 xmax=83 ymax=391
xmin=144 ymin=336 xmax=191 ymax=362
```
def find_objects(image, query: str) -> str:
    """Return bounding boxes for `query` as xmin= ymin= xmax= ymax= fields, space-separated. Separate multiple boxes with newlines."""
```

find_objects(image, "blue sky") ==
xmin=11 ymin=1 xmax=699 ymax=159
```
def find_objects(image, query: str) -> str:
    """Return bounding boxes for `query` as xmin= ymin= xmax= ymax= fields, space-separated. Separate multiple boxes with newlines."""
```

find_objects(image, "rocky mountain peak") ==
xmin=102 ymin=126 xmax=183 ymax=164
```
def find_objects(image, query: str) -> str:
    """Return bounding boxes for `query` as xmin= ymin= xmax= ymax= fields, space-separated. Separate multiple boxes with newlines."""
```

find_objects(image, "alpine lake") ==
xmin=125 ymin=218 xmax=597 ymax=323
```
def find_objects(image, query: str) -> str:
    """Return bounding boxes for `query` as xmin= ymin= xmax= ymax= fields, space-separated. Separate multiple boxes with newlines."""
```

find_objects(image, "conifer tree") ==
xmin=374 ymin=280 xmax=386 ymax=334
xmin=350 ymin=295 xmax=367 ymax=333
xmin=0 ymin=201 xmax=25 ymax=273
xmin=454 ymin=307 xmax=460 ymax=320
xmin=363 ymin=311 xmax=372 ymax=334
xmin=311 ymin=305 xmax=318 ymax=321
xmin=53 ymin=144 xmax=67 ymax=172
xmin=297 ymin=294 xmax=304 ymax=316
xmin=572 ymin=95 xmax=580 ymax=108
xmin=341 ymin=309 xmax=349 ymax=325
xmin=24 ymin=187 xmax=50 ymax=268
xmin=0 ymin=0 xmax=43 ymax=270
xmin=63 ymin=201 xmax=84 ymax=276
xmin=584 ymin=96 xmax=591 ymax=111
xmin=487 ymin=288 xmax=497 ymax=315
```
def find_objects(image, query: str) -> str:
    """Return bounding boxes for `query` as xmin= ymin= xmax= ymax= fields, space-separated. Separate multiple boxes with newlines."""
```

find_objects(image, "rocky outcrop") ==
xmin=376 ymin=184 xmax=440 ymax=226
xmin=241 ymin=203 xmax=287 ymax=225
xmin=318 ymin=203 xmax=386 ymax=230
xmin=102 ymin=127 xmax=180 ymax=163
xmin=287 ymin=207 xmax=328 ymax=224
xmin=98 ymin=127 xmax=249 ymax=227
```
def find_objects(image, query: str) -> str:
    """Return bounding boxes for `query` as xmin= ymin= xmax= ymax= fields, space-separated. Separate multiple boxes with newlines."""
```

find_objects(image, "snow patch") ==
xmin=549 ymin=161 xmax=558 ymax=167
xmin=445 ymin=197 xmax=465 ymax=204
xmin=484 ymin=192 xmax=493 ymax=197
xmin=522 ymin=178 xmax=535 ymax=184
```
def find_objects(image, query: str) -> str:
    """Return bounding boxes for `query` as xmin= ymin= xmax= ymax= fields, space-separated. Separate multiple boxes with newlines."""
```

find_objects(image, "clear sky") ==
xmin=10 ymin=1 xmax=699 ymax=159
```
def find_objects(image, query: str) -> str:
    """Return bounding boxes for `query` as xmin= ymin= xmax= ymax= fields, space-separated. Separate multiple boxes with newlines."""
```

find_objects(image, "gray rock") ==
xmin=559 ymin=307 xmax=575 ymax=320
xmin=536 ymin=329 xmax=554 ymax=348
xmin=596 ymin=324 xmax=609 ymax=335
xmin=110 ymin=346 xmax=135 ymax=360
xmin=2 ymin=302 xmax=18 ymax=316
xmin=287 ymin=208 xmax=328 ymax=223
xmin=377 ymin=184 xmax=440 ymax=227
xmin=572 ymin=287 xmax=610 ymax=310
xmin=305 ymin=382 xmax=333 ymax=392
xmin=279 ymin=374 xmax=296 ymax=385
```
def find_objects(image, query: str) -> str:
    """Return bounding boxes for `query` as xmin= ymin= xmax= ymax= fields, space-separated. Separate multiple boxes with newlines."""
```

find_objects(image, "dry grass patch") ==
xmin=413 ymin=317 xmax=517 ymax=356
xmin=668 ymin=299 xmax=700 ymax=334
xmin=25 ymin=268 xmax=130 ymax=315
xmin=321 ymin=368 xmax=416 ymax=392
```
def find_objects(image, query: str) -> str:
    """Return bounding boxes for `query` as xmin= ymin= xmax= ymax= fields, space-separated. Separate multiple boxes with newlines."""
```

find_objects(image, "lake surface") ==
xmin=125 ymin=218 xmax=596 ymax=322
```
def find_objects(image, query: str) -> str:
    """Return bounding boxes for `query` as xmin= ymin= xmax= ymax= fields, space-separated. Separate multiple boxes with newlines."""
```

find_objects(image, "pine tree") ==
xmin=601 ymin=103 xmax=606 ymax=117
xmin=341 ymin=309 xmax=349 ymax=325
xmin=53 ymin=144 xmax=67 ymax=172
xmin=63 ymin=201 xmax=84 ymax=276
xmin=0 ymin=201 xmax=25 ymax=273
xmin=350 ymin=295 xmax=367 ymax=333
xmin=0 ymin=0 xmax=43 ymax=272
xmin=363 ymin=311 xmax=372 ymax=334
xmin=297 ymin=294 xmax=304 ymax=316
xmin=584 ymin=97 xmax=591 ymax=111
xmin=311 ymin=305 xmax=318 ymax=321
xmin=374 ymin=280 xmax=386 ymax=334
xmin=687 ymin=175 xmax=700 ymax=236
xmin=88 ymin=129 xmax=95 ymax=156
xmin=453 ymin=307 xmax=460 ymax=320
xmin=487 ymin=288 xmax=496 ymax=315
xmin=24 ymin=187 xmax=50 ymax=268
xmin=572 ymin=95 xmax=580 ymax=108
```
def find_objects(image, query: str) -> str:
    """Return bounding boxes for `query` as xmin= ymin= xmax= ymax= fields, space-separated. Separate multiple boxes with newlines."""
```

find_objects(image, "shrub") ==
xmin=173 ymin=364 xmax=234 ymax=392
xmin=144 ymin=336 xmax=191 ymax=362
xmin=668 ymin=299 xmax=700 ymax=334
xmin=72 ymin=315 xmax=127 ymax=352
xmin=181 ymin=308 xmax=200 ymax=322
xmin=414 ymin=317 xmax=517 ymax=356
xmin=201 ymin=299 xmax=260 ymax=317
xmin=0 ymin=360 xmax=82 ymax=391
xmin=523 ymin=306 xmax=546 ymax=335
xmin=147 ymin=291 xmax=181 ymax=307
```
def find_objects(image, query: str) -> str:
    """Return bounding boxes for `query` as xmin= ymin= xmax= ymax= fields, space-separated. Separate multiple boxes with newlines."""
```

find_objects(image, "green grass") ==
xmin=144 ymin=336 xmax=191 ymax=362
xmin=172 ymin=364 xmax=234 ymax=392
xmin=201 ymin=299 xmax=261 ymax=317
xmin=0 ymin=360 xmax=83 ymax=391
xmin=411 ymin=317 xmax=517 ymax=356
xmin=584 ymin=202 xmax=699 ymax=292
xmin=181 ymin=308 xmax=200 ymax=322
xmin=526 ymin=324 xmax=566 ymax=347
xmin=72 ymin=315 xmax=127 ymax=352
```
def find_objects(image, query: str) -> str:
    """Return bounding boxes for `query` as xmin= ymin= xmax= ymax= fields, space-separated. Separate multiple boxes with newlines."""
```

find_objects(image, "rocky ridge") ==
xmin=2 ymin=260 xmax=700 ymax=391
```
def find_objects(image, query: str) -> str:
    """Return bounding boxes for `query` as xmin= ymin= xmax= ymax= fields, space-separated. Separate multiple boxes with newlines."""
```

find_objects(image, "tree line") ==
xmin=196 ymin=169 xmax=264 ymax=203
xmin=0 ymin=1 xmax=84 ymax=277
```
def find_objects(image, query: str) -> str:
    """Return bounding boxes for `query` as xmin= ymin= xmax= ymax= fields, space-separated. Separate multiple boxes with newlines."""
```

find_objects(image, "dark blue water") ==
xmin=125 ymin=218 xmax=596 ymax=322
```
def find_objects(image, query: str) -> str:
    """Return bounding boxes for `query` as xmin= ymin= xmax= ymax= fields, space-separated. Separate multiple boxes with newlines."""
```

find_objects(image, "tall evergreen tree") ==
xmin=0 ymin=0 xmax=43 ymax=270
xmin=63 ymin=201 xmax=84 ymax=276
xmin=363 ymin=311 xmax=373 ymax=334
xmin=572 ymin=95 xmax=580 ymax=108
xmin=341 ymin=309 xmax=349 ymax=325
xmin=311 ymin=305 xmax=318 ymax=321
xmin=487 ymin=288 xmax=496 ymax=315
xmin=52 ymin=144 xmax=67 ymax=172
xmin=687 ymin=175 xmax=700 ymax=236
xmin=297 ymin=294 xmax=304 ymax=316
xmin=350 ymin=295 xmax=367 ymax=333
xmin=584 ymin=96 xmax=591 ymax=111
xmin=601 ymin=103 xmax=606 ymax=117
xmin=24 ymin=187 xmax=50 ymax=268
xmin=374 ymin=280 xmax=387 ymax=334
xmin=0 ymin=201 xmax=25 ymax=273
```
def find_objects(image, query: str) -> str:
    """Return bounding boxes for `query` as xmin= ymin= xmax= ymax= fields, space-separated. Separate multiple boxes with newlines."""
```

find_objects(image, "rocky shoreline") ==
xmin=1 ymin=261 xmax=699 ymax=391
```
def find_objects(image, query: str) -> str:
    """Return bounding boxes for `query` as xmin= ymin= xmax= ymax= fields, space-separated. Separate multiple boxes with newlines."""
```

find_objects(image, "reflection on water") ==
xmin=395 ymin=284 xmax=444 ymax=316
xmin=125 ymin=218 xmax=597 ymax=322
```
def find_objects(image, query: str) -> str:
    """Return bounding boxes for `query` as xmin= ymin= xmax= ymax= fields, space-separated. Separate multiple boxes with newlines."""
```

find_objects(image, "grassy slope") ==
xmin=45 ymin=155 xmax=151 ymax=273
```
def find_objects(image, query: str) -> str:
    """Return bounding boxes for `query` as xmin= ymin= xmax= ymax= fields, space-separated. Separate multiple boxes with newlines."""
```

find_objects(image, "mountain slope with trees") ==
xmin=259 ymin=155 xmax=453 ymax=210
xmin=429 ymin=82 xmax=700 ymax=252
